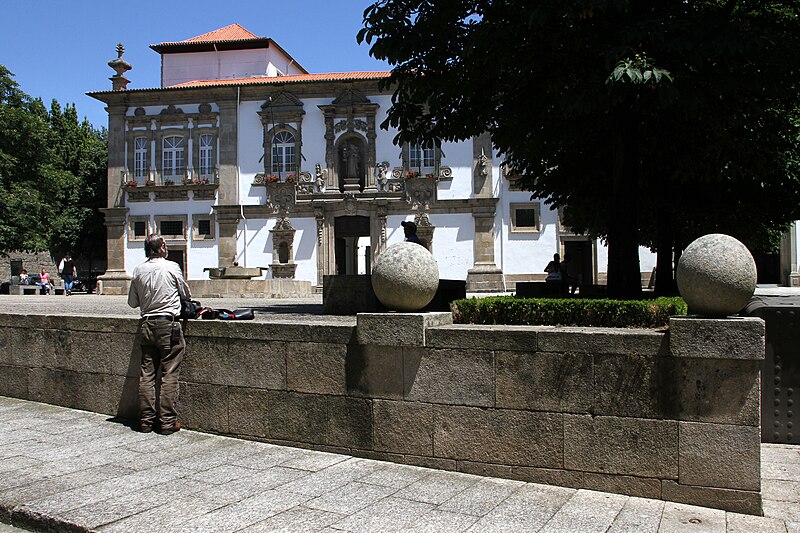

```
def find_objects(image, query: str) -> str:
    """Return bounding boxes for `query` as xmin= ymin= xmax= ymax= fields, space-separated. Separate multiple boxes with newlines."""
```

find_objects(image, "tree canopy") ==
xmin=359 ymin=0 xmax=800 ymax=297
xmin=0 ymin=64 xmax=107 ymax=265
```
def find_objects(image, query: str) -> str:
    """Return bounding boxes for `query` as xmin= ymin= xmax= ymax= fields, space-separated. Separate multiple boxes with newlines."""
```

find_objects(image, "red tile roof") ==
xmin=169 ymin=71 xmax=392 ymax=88
xmin=184 ymin=23 xmax=258 ymax=43
xmin=155 ymin=23 xmax=261 ymax=48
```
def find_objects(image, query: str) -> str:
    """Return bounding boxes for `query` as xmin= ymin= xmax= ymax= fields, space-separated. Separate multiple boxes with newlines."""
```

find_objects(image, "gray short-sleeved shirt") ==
xmin=128 ymin=257 xmax=191 ymax=318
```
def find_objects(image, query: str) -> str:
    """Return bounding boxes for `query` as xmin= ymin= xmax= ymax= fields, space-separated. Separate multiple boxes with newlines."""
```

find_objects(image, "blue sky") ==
xmin=0 ymin=0 xmax=390 ymax=129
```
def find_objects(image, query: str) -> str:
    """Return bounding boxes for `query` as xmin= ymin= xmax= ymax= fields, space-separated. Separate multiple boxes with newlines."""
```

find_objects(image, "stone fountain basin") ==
xmin=204 ymin=266 xmax=266 ymax=279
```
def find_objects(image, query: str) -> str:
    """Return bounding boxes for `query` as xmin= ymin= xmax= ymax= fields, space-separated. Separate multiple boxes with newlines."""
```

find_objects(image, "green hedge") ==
xmin=450 ymin=296 xmax=687 ymax=328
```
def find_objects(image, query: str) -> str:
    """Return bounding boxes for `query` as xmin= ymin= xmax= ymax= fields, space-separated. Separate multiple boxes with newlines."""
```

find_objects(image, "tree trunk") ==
xmin=654 ymin=204 xmax=677 ymax=295
xmin=606 ymin=108 xmax=642 ymax=300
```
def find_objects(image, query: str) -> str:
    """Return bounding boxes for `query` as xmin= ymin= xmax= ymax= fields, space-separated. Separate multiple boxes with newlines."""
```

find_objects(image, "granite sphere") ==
xmin=372 ymin=242 xmax=439 ymax=311
xmin=676 ymin=233 xmax=757 ymax=317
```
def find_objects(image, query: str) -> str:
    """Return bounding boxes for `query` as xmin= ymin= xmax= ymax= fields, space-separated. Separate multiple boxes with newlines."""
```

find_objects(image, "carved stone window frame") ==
xmin=192 ymin=110 xmax=218 ymax=183
xmin=154 ymin=215 xmax=188 ymax=241
xmin=127 ymin=215 xmax=151 ymax=242
xmin=259 ymin=92 xmax=305 ymax=178
xmin=510 ymin=202 xmax=541 ymax=233
xmin=192 ymin=214 xmax=216 ymax=241
xmin=265 ymin=125 xmax=300 ymax=177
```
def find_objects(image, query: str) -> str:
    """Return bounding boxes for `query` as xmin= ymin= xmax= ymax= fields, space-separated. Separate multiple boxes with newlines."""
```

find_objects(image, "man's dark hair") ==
xmin=144 ymin=234 xmax=164 ymax=258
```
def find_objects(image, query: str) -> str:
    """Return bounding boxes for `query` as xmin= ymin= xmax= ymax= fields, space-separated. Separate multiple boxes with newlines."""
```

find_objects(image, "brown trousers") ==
xmin=139 ymin=320 xmax=184 ymax=428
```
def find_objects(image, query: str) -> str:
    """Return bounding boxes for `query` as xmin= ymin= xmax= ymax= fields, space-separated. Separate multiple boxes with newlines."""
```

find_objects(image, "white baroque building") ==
xmin=89 ymin=25 xmax=799 ymax=295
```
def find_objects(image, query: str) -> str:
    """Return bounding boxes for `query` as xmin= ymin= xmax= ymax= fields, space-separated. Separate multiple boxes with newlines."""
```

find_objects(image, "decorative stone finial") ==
xmin=372 ymin=242 xmax=439 ymax=311
xmin=108 ymin=42 xmax=132 ymax=91
xmin=676 ymin=233 xmax=757 ymax=317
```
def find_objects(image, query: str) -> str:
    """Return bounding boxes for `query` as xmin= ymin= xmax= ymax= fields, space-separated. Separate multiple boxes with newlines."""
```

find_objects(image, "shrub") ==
xmin=450 ymin=296 xmax=687 ymax=328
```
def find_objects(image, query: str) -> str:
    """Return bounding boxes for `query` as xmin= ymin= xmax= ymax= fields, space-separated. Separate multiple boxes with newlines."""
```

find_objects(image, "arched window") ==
xmin=162 ymin=136 xmax=185 ymax=181
xmin=198 ymin=134 xmax=214 ymax=180
xmin=271 ymin=131 xmax=296 ymax=178
xmin=133 ymin=138 xmax=148 ymax=180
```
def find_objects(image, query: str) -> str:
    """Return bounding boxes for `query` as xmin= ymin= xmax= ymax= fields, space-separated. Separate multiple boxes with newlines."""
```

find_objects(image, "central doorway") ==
xmin=334 ymin=216 xmax=371 ymax=275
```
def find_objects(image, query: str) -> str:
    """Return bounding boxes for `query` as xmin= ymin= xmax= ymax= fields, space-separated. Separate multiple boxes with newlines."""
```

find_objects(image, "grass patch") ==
xmin=450 ymin=296 xmax=687 ymax=328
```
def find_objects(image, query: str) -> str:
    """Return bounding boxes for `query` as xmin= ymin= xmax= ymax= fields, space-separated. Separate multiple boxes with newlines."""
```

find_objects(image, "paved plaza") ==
xmin=0 ymin=397 xmax=797 ymax=532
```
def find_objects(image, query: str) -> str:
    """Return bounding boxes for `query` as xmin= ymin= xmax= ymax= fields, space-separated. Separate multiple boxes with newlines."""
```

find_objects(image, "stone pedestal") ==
xmin=665 ymin=316 xmax=765 ymax=514
xmin=98 ymin=207 xmax=131 ymax=295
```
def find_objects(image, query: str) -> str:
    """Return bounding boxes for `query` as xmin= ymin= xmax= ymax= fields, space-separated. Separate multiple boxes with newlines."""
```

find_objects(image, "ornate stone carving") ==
xmin=314 ymin=206 xmax=325 ymax=245
xmin=159 ymin=104 xmax=184 ymax=116
xmin=315 ymin=163 xmax=326 ymax=193
xmin=274 ymin=214 xmax=294 ymax=231
xmin=127 ymin=190 xmax=151 ymax=203
xmin=405 ymin=177 xmax=436 ymax=210
xmin=266 ymin=182 xmax=296 ymax=214
xmin=107 ymin=42 xmax=132 ymax=92
xmin=376 ymin=161 xmax=389 ymax=191
xmin=334 ymin=118 xmax=368 ymax=133
xmin=343 ymin=192 xmax=358 ymax=214
xmin=478 ymin=149 xmax=489 ymax=178
xmin=296 ymin=171 xmax=315 ymax=194
xmin=439 ymin=166 xmax=453 ymax=180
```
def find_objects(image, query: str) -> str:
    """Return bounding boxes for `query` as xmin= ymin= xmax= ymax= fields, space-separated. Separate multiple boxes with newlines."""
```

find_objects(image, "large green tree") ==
xmin=0 ymin=65 xmax=107 ymax=265
xmin=359 ymin=0 xmax=800 ymax=298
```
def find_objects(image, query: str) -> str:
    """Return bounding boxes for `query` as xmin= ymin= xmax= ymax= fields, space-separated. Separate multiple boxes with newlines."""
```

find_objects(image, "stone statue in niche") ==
xmin=342 ymin=143 xmax=361 ymax=178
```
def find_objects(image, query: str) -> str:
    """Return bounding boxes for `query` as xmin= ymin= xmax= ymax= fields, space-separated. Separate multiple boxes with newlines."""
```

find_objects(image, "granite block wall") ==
xmin=0 ymin=313 xmax=765 ymax=514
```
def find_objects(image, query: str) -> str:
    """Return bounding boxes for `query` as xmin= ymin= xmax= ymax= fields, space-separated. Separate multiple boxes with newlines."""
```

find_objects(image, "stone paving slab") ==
xmin=0 ymin=396 xmax=798 ymax=533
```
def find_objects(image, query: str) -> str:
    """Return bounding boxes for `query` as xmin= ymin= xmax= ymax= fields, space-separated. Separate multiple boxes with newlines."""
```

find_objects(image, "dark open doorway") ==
xmin=334 ymin=216 xmax=370 ymax=275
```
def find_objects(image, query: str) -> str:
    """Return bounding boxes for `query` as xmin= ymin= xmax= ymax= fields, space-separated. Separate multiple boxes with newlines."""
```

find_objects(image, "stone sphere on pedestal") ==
xmin=676 ymin=233 xmax=757 ymax=317
xmin=372 ymin=242 xmax=439 ymax=311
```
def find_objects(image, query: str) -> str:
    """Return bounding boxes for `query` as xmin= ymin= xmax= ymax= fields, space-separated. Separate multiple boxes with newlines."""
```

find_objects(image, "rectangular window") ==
xmin=516 ymin=209 xmax=537 ymax=228
xmin=160 ymin=220 xmax=184 ymax=237
xmin=198 ymin=219 xmax=211 ymax=236
xmin=162 ymin=136 xmax=185 ymax=180
xmin=199 ymin=134 xmax=213 ymax=180
xmin=133 ymin=138 xmax=148 ymax=179
xmin=410 ymin=143 xmax=435 ymax=170
xmin=133 ymin=221 xmax=147 ymax=238
xmin=511 ymin=203 xmax=541 ymax=233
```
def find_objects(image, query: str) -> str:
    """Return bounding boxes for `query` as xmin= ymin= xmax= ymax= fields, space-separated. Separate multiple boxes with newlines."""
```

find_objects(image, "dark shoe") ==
xmin=139 ymin=423 xmax=153 ymax=433
xmin=159 ymin=422 xmax=181 ymax=435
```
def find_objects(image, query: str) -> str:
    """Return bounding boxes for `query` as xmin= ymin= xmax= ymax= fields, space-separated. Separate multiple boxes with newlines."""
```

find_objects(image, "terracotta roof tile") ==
xmin=154 ymin=23 xmax=262 ymax=47
xmin=168 ymin=71 xmax=392 ymax=88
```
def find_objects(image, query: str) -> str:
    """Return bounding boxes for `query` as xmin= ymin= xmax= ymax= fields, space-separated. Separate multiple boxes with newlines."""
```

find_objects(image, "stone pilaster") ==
xmin=106 ymin=104 xmax=127 ymax=209
xmin=217 ymin=101 xmax=238 ymax=205
xmin=472 ymin=132 xmax=493 ymax=198
xmin=214 ymin=205 xmax=241 ymax=267
xmin=97 ymin=207 xmax=131 ymax=295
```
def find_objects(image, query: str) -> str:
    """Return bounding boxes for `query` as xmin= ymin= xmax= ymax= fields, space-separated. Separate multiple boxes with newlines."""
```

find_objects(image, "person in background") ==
xmin=36 ymin=267 xmax=52 ymax=294
xmin=128 ymin=234 xmax=191 ymax=435
xmin=19 ymin=269 xmax=29 ymax=285
xmin=401 ymin=220 xmax=424 ymax=246
xmin=59 ymin=255 xmax=77 ymax=296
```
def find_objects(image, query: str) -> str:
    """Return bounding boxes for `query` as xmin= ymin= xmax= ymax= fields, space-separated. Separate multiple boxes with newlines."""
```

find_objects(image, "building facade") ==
xmin=89 ymin=24 xmax=799 ymax=295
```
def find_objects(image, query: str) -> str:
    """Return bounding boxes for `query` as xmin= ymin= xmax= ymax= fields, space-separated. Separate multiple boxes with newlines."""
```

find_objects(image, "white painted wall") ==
xmin=437 ymin=140 xmax=474 ymax=201
xmin=387 ymin=213 xmax=476 ymax=280
xmin=162 ymin=48 xmax=305 ymax=87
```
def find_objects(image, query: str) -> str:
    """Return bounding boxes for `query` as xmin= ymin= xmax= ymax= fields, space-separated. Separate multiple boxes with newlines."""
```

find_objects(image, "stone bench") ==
xmin=9 ymin=284 xmax=49 ymax=295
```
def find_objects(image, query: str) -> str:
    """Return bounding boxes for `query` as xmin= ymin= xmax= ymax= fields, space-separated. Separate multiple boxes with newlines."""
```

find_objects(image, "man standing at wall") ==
xmin=128 ymin=234 xmax=191 ymax=434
